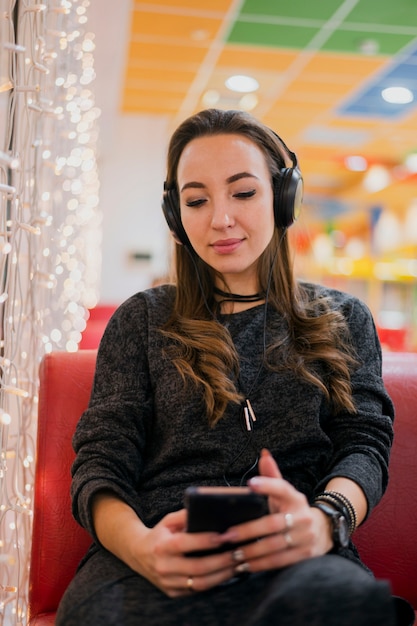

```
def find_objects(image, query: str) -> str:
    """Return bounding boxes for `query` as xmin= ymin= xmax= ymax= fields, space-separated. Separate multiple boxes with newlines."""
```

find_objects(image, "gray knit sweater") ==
xmin=71 ymin=282 xmax=394 ymax=558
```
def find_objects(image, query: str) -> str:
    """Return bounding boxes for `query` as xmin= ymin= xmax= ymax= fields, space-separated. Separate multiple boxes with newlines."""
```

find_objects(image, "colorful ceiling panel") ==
xmin=119 ymin=0 xmax=417 ymax=227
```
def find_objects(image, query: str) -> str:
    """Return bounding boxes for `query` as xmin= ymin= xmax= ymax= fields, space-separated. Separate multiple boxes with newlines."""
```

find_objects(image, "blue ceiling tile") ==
xmin=338 ymin=42 xmax=417 ymax=119
xmin=385 ymin=64 xmax=417 ymax=82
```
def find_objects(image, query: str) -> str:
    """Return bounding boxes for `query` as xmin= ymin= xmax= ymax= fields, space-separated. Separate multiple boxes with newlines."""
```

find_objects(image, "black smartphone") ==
xmin=184 ymin=486 xmax=268 ymax=556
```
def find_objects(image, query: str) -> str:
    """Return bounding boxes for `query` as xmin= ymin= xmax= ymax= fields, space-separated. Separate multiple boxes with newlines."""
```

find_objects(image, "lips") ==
xmin=211 ymin=238 xmax=243 ymax=254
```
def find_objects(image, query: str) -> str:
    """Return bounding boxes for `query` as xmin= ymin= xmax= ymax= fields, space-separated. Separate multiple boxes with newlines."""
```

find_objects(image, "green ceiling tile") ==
xmin=240 ymin=0 xmax=345 ymax=20
xmin=228 ymin=21 xmax=318 ymax=49
xmin=346 ymin=0 xmax=417 ymax=28
xmin=321 ymin=29 xmax=417 ymax=55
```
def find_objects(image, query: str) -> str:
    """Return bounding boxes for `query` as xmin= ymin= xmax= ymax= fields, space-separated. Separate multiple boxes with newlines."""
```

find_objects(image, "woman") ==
xmin=57 ymin=109 xmax=413 ymax=625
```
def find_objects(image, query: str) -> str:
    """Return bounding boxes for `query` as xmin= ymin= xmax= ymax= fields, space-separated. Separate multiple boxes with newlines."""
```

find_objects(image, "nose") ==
xmin=210 ymin=199 xmax=235 ymax=230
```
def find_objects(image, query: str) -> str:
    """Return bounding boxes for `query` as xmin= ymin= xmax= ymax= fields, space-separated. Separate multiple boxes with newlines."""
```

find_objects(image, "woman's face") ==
xmin=176 ymin=133 xmax=275 ymax=292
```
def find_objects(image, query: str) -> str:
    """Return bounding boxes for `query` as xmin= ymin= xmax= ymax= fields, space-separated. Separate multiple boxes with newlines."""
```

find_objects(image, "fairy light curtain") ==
xmin=0 ymin=1 xmax=101 ymax=623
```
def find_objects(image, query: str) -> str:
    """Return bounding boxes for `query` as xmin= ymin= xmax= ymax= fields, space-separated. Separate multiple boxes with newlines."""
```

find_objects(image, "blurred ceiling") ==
xmin=116 ymin=0 xmax=417 ymax=232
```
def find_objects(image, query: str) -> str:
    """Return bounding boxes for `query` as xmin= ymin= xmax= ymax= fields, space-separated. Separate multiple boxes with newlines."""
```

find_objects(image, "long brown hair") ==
xmin=162 ymin=109 xmax=357 ymax=426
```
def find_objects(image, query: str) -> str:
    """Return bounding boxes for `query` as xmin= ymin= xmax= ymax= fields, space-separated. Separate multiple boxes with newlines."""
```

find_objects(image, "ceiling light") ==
xmin=225 ymin=74 xmax=259 ymax=93
xmin=344 ymin=155 xmax=368 ymax=171
xmin=239 ymin=93 xmax=258 ymax=111
xmin=359 ymin=39 xmax=379 ymax=55
xmin=405 ymin=200 xmax=417 ymax=243
xmin=345 ymin=237 xmax=366 ymax=260
xmin=362 ymin=165 xmax=391 ymax=192
xmin=191 ymin=29 xmax=209 ymax=41
xmin=381 ymin=86 xmax=414 ymax=104
xmin=405 ymin=152 xmax=417 ymax=173
xmin=373 ymin=211 xmax=402 ymax=252
xmin=202 ymin=89 xmax=220 ymax=107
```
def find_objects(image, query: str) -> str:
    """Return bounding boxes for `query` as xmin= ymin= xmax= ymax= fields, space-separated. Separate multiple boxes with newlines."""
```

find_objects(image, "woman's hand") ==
xmin=217 ymin=449 xmax=334 ymax=575
xmin=128 ymin=508 xmax=244 ymax=597
xmin=93 ymin=491 xmax=238 ymax=597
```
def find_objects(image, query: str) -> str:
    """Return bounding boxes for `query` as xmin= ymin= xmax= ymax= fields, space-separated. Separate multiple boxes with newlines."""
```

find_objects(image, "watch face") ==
xmin=336 ymin=515 xmax=349 ymax=548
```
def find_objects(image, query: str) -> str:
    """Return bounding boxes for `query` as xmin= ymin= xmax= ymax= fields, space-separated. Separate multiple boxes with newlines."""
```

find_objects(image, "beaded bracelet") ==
xmin=314 ymin=490 xmax=357 ymax=535
xmin=314 ymin=494 xmax=353 ymax=535
xmin=326 ymin=491 xmax=357 ymax=532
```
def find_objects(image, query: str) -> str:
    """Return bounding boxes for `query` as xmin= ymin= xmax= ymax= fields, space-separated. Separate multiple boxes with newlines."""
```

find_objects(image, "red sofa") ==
xmin=79 ymin=305 xmax=117 ymax=349
xmin=28 ymin=350 xmax=417 ymax=624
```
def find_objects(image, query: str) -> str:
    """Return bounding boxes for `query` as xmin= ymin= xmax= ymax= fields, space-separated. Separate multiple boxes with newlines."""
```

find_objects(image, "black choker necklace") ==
xmin=214 ymin=286 xmax=265 ymax=303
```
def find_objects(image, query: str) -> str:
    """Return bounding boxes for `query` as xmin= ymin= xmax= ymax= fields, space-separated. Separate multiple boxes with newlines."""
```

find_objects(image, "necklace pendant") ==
xmin=243 ymin=406 xmax=251 ymax=431
xmin=246 ymin=398 xmax=257 ymax=422
xmin=243 ymin=399 xmax=257 ymax=431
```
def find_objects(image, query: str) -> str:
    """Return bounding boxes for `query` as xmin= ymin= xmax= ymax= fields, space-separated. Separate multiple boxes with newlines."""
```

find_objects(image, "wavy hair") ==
xmin=162 ymin=109 xmax=357 ymax=426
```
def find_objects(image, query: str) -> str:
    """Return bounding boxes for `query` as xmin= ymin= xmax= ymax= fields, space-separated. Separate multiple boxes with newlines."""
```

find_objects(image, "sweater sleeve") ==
xmin=70 ymin=294 xmax=153 ymax=540
xmin=315 ymin=295 xmax=394 ymax=517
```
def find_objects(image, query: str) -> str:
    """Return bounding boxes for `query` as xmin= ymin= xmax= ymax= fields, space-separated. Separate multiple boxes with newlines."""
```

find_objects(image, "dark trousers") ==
xmin=57 ymin=551 xmax=409 ymax=626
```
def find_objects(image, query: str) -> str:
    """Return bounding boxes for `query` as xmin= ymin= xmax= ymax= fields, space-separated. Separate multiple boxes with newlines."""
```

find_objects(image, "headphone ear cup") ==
xmin=161 ymin=185 xmax=190 ymax=246
xmin=273 ymin=167 xmax=304 ymax=229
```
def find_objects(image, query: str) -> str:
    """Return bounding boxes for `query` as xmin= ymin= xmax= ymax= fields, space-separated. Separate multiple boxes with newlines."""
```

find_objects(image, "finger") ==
xmin=258 ymin=448 xmax=282 ymax=479
xmin=163 ymin=551 xmax=238 ymax=594
xmin=247 ymin=475 xmax=288 ymax=500
xmin=168 ymin=564 xmax=236 ymax=597
xmin=180 ymin=531 xmax=225 ymax=556
xmin=226 ymin=535 xmax=300 ymax=578
xmin=164 ymin=508 xmax=188 ymax=530
xmin=248 ymin=475 xmax=307 ymax=518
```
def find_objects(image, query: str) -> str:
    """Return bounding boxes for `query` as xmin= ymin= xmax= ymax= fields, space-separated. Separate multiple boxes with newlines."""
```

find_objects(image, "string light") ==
xmin=0 ymin=0 xmax=101 ymax=623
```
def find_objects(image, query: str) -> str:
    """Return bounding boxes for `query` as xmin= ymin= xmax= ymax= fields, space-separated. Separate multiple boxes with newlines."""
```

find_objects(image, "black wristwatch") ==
xmin=313 ymin=501 xmax=350 ymax=549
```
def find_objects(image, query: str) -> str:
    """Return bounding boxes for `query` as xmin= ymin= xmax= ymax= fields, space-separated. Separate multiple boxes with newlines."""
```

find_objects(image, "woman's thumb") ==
xmin=258 ymin=448 xmax=282 ymax=478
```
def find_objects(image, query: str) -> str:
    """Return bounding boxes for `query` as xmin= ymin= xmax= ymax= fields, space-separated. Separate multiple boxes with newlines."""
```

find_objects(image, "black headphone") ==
xmin=161 ymin=132 xmax=303 ymax=247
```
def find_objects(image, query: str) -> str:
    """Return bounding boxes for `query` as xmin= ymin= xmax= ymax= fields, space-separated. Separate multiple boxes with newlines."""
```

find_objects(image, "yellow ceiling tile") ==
xmin=131 ymin=10 xmax=223 ymax=40
xmin=125 ymin=65 xmax=196 ymax=85
xmin=202 ymin=66 xmax=290 ymax=99
xmin=122 ymin=103 xmax=178 ymax=114
xmin=363 ymin=137 xmax=413 ymax=163
xmin=303 ymin=53 xmax=386 ymax=80
xmin=262 ymin=113 xmax=321 ymax=141
xmin=327 ymin=118 xmax=386 ymax=134
xmin=397 ymin=110 xmax=417 ymax=137
xmin=278 ymin=88 xmax=347 ymax=107
xmin=217 ymin=45 xmax=298 ymax=72
xmin=127 ymin=41 xmax=209 ymax=66
xmin=124 ymin=84 xmax=189 ymax=99
xmin=285 ymin=78 xmax=361 ymax=99
xmin=122 ymin=92 xmax=185 ymax=114
xmin=267 ymin=101 xmax=329 ymax=119
xmin=262 ymin=120 xmax=307 ymax=143
xmin=124 ymin=79 xmax=190 ymax=98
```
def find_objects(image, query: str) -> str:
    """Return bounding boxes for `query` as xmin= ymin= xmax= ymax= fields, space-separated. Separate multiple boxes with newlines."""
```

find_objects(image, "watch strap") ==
xmin=312 ymin=501 xmax=349 ymax=549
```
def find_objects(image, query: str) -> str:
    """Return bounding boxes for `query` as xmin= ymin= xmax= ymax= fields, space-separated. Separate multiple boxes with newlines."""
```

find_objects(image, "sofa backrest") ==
xmin=354 ymin=352 xmax=417 ymax=608
xmin=29 ymin=350 xmax=96 ymax=620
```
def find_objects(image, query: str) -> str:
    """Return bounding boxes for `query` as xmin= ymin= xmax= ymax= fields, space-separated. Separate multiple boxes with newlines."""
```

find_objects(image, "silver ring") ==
xmin=284 ymin=531 xmax=293 ymax=549
xmin=187 ymin=576 xmax=194 ymax=592
xmin=235 ymin=561 xmax=250 ymax=575
xmin=232 ymin=548 xmax=245 ymax=563
xmin=284 ymin=512 xmax=294 ymax=530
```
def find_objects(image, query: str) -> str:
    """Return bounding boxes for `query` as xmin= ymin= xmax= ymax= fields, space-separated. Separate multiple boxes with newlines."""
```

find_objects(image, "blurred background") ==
xmin=88 ymin=0 xmax=417 ymax=352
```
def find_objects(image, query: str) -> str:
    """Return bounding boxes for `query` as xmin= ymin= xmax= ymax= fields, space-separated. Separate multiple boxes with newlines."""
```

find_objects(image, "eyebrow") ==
xmin=180 ymin=171 xmax=258 ymax=192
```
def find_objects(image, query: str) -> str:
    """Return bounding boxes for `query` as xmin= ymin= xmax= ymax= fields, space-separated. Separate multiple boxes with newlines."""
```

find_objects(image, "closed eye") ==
xmin=185 ymin=198 xmax=206 ymax=207
xmin=234 ymin=189 xmax=256 ymax=199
